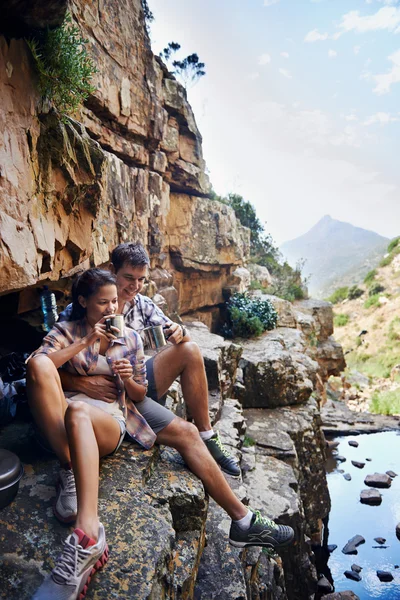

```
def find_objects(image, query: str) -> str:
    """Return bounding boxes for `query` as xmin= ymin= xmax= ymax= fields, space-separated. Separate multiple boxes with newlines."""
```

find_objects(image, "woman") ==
xmin=28 ymin=268 xmax=157 ymax=600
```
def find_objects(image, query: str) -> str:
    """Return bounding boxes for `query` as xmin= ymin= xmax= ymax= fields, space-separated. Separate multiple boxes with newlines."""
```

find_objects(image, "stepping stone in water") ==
xmin=317 ymin=575 xmax=333 ymax=593
xmin=360 ymin=489 xmax=382 ymax=505
xmin=364 ymin=473 xmax=392 ymax=488
xmin=327 ymin=544 xmax=337 ymax=553
xmin=348 ymin=440 xmax=359 ymax=447
xmin=343 ymin=473 xmax=352 ymax=481
xmin=386 ymin=470 xmax=397 ymax=478
xmin=374 ymin=537 xmax=386 ymax=544
xmin=396 ymin=523 xmax=400 ymax=540
xmin=351 ymin=461 xmax=365 ymax=469
xmin=366 ymin=458 xmax=372 ymax=461
xmin=342 ymin=535 xmax=365 ymax=555
xmin=351 ymin=564 xmax=362 ymax=573
xmin=376 ymin=570 xmax=393 ymax=582
xmin=345 ymin=570 xmax=362 ymax=582
xmin=337 ymin=455 xmax=347 ymax=463
xmin=372 ymin=545 xmax=389 ymax=549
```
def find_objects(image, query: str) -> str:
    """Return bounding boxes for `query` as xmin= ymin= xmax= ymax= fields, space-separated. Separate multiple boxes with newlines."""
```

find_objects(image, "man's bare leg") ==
xmin=151 ymin=342 xmax=212 ymax=432
xmin=156 ymin=416 xmax=246 ymax=519
xmin=27 ymin=355 xmax=70 ymax=464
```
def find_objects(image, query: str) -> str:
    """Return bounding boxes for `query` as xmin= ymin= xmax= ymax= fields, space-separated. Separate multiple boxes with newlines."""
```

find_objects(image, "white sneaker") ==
xmin=53 ymin=467 xmax=78 ymax=524
xmin=32 ymin=524 xmax=109 ymax=600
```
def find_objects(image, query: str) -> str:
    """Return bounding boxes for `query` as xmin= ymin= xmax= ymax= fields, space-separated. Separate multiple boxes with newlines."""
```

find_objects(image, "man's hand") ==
xmin=164 ymin=322 xmax=184 ymax=345
xmin=75 ymin=375 xmax=119 ymax=402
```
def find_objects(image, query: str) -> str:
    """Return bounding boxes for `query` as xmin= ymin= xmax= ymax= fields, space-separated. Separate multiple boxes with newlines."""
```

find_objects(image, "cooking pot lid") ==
xmin=0 ymin=449 xmax=22 ymax=489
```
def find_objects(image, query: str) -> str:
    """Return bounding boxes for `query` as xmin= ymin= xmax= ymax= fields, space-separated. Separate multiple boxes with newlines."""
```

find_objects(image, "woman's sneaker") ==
xmin=229 ymin=510 xmax=294 ymax=549
xmin=32 ymin=523 xmax=109 ymax=600
xmin=53 ymin=466 xmax=78 ymax=523
xmin=204 ymin=432 xmax=241 ymax=477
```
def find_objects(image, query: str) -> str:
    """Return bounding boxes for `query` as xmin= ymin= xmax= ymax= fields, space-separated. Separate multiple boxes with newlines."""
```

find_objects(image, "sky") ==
xmin=148 ymin=0 xmax=400 ymax=245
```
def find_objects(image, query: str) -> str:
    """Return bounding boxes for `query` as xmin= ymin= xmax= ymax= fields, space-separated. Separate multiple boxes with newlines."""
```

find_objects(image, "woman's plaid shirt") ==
xmin=30 ymin=319 xmax=156 ymax=449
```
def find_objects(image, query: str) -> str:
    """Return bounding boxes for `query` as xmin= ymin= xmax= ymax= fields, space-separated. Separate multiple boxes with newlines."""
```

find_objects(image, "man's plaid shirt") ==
xmin=29 ymin=319 xmax=156 ymax=449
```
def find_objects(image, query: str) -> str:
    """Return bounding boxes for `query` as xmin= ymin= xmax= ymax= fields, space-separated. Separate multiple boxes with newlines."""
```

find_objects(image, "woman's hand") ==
xmin=82 ymin=316 xmax=118 ymax=347
xmin=111 ymin=358 xmax=133 ymax=381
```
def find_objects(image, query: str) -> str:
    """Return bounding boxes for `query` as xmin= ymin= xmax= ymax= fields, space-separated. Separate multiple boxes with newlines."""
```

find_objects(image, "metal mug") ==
xmin=105 ymin=315 xmax=125 ymax=339
xmin=143 ymin=325 xmax=168 ymax=350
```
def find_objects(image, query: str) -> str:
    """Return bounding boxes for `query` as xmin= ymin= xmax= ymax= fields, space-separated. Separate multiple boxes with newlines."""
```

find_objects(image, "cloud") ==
xmin=373 ymin=48 xmax=400 ymax=93
xmin=281 ymin=51 xmax=289 ymax=58
xmin=338 ymin=7 xmax=400 ymax=34
xmin=345 ymin=114 xmax=358 ymax=121
xmin=328 ymin=49 xmax=338 ymax=58
xmin=363 ymin=111 xmax=400 ymax=124
xmin=258 ymin=53 xmax=271 ymax=65
xmin=249 ymin=72 xmax=260 ymax=80
xmin=279 ymin=68 xmax=292 ymax=78
xmin=263 ymin=0 xmax=280 ymax=5
xmin=304 ymin=29 xmax=329 ymax=42
xmin=354 ymin=45 xmax=361 ymax=54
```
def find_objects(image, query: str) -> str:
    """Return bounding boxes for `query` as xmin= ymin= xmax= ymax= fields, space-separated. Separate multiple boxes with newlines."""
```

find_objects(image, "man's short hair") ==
xmin=111 ymin=242 xmax=150 ymax=272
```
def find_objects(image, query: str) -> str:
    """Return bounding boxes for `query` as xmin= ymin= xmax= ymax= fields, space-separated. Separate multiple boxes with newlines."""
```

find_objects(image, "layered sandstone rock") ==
xmin=0 ymin=0 xmax=249 ymax=324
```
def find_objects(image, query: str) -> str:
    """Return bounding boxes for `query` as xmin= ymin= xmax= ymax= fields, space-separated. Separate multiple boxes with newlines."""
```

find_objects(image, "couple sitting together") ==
xmin=28 ymin=242 xmax=294 ymax=600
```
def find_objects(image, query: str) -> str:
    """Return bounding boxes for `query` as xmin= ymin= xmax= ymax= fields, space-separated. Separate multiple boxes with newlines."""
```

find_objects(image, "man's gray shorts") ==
xmin=145 ymin=355 xmax=167 ymax=406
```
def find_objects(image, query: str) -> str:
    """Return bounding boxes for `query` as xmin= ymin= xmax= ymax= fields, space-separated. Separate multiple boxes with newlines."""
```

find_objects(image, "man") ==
xmin=60 ymin=242 xmax=240 ymax=477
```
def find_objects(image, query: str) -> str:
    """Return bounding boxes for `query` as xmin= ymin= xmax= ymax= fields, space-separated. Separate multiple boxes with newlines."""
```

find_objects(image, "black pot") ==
xmin=0 ymin=449 xmax=23 ymax=509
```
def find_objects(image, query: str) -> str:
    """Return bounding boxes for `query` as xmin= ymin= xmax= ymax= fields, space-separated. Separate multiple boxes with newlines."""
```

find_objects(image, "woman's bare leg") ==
xmin=64 ymin=401 xmax=121 ymax=541
xmin=26 ymin=355 xmax=70 ymax=464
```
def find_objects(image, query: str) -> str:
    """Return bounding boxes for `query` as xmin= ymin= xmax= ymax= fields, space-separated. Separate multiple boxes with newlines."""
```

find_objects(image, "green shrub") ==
xmin=363 ymin=269 xmax=377 ymax=285
xmin=364 ymin=294 xmax=380 ymax=309
xmin=249 ymin=280 xmax=267 ymax=292
xmin=387 ymin=317 xmax=400 ymax=342
xmin=334 ymin=313 xmax=350 ymax=327
xmin=368 ymin=282 xmax=385 ymax=297
xmin=327 ymin=287 xmax=349 ymax=304
xmin=222 ymin=292 xmax=278 ymax=339
xmin=347 ymin=285 xmax=364 ymax=300
xmin=370 ymin=389 xmax=400 ymax=415
xmin=379 ymin=255 xmax=392 ymax=268
xmin=388 ymin=237 xmax=400 ymax=253
xmin=27 ymin=13 xmax=97 ymax=117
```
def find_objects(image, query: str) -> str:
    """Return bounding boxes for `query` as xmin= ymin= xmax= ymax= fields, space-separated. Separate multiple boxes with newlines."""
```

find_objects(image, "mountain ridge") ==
xmin=280 ymin=215 xmax=389 ymax=298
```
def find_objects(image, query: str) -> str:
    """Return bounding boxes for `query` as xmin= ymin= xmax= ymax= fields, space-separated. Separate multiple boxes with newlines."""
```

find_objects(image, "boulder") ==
xmin=238 ymin=328 xmax=317 ymax=409
xmin=259 ymin=294 xmax=297 ymax=328
xmin=294 ymin=299 xmax=334 ymax=341
xmin=348 ymin=440 xmax=359 ymax=447
xmin=396 ymin=523 xmax=400 ymax=540
xmin=360 ymin=489 xmax=382 ymax=505
xmin=364 ymin=473 xmax=392 ymax=488
xmin=344 ymin=570 xmax=362 ymax=582
xmin=247 ymin=263 xmax=272 ymax=288
xmin=342 ymin=535 xmax=365 ymax=555
xmin=377 ymin=570 xmax=393 ymax=582
xmin=352 ymin=461 xmax=365 ymax=469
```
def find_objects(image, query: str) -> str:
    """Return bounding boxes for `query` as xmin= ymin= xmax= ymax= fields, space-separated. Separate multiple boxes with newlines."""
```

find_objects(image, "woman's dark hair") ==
xmin=70 ymin=268 xmax=117 ymax=320
xmin=111 ymin=242 xmax=150 ymax=272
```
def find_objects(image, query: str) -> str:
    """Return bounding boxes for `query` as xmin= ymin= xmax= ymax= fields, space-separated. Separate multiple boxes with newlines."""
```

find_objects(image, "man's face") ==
xmin=115 ymin=263 xmax=148 ymax=302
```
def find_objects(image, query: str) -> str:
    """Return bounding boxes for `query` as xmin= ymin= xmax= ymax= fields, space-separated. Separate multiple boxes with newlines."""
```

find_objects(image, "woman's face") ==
xmin=79 ymin=284 xmax=118 ymax=326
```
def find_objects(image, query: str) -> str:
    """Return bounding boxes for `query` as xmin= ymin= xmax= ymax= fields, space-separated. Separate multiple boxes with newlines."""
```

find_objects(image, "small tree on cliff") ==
xmin=160 ymin=42 xmax=206 ymax=88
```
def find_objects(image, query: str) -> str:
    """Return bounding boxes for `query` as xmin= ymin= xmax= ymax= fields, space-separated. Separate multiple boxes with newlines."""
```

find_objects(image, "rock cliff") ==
xmin=0 ymin=0 xmax=249 ymax=328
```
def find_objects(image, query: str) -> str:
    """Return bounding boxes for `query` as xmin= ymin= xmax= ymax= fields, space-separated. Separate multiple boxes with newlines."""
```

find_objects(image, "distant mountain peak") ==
xmin=280 ymin=217 xmax=389 ymax=297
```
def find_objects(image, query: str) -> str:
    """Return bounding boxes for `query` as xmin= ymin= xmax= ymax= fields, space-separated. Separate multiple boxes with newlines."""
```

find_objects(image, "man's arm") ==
xmin=59 ymin=370 xmax=119 ymax=402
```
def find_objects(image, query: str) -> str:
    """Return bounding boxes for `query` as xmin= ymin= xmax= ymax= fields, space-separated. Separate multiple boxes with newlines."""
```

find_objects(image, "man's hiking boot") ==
xmin=229 ymin=510 xmax=295 ymax=549
xmin=205 ymin=431 xmax=241 ymax=477
xmin=53 ymin=467 xmax=78 ymax=524
xmin=32 ymin=524 xmax=108 ymax=600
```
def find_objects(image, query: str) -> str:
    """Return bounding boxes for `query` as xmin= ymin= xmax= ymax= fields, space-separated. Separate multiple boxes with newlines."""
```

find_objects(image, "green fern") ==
xmin=27 ymin=13 xmax=97 ymax=117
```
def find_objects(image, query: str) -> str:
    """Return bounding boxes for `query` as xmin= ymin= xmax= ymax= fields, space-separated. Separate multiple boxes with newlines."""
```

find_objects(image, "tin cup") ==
xmin=143 ymin=325 xmax=167 ymax=350
xmin=105 ymin=315 xmax=125 ymax=339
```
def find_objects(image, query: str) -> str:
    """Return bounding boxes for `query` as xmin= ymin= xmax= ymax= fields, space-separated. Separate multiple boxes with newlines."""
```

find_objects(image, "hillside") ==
xmin=280 ymin=215 xmax=389 ymax=298
xmin=329 ymin=242 xmax=400 ymax=415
